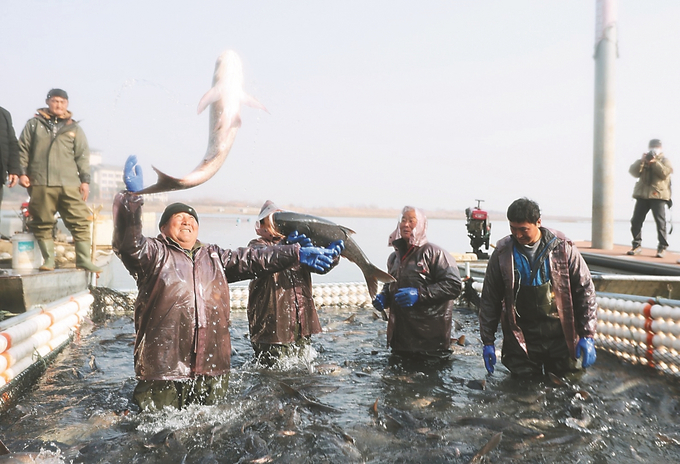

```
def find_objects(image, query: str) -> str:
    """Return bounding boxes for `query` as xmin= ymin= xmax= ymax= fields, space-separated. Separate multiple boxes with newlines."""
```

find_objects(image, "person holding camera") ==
xmin=627 ymin=139 xmax=673 ymax=257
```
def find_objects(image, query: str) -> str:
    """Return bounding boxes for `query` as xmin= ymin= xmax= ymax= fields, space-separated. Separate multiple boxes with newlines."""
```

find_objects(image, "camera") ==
xmin=645 ymin=152 xmax=655 ymax=161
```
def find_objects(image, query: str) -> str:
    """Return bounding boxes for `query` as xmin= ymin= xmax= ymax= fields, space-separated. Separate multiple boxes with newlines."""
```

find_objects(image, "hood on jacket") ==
xmin=255 ymin=200 xmax=285 ymax=239
xmin=36 ymin=108 xmax=73 ymax=122
xmin=388 ymin=206 xmax=428 ymax=247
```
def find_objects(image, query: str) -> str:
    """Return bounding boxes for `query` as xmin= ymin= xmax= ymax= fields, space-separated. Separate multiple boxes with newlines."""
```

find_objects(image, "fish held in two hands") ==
xmin=138 ymin=50 xmax=268 ymax=194
xmin=269 ymin=211 xmax=395 ymax=299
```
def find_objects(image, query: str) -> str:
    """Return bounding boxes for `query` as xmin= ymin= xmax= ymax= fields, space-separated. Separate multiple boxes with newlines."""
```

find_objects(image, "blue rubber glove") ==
xmin=576 ymin=337 xmax=597 ymax=368
xmin=483 ymin=344 xmax=496 ymax=374
xmin=123 ymin=155 xmax=144 ymax=192
xmin=287 ymin=231 xmax=313 ymax=248
xmin=299 ymin=247 xmax=334 ymax=272
xmin=394 ymin=287 xmax=419 ymax=307
xmin=327 ymin=240 xmax=345 ymax=258
xmin=372 ymin=293 xmax=386 ymax=312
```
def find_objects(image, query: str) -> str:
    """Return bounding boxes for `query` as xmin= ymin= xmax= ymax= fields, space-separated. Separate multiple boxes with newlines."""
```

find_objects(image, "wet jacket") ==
xmin=629 ymin=154 xmax=672 ymax=201
xmin=0 ymin=107 xmax=20 ymax=184
xmin=379 ymin=207 xmax=462 ymax=353
xmin=112 ymin=192 xmax=301 ymax=381
xmin=247 ymin=236 xmax=338 ymax=345
xmin=478 ymin=228 xmax=598 ymax=359
xmin=17 ymin=109 xmax=91 ymax=185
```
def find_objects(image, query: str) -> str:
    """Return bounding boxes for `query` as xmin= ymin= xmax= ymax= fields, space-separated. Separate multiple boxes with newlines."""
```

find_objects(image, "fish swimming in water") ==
xmin=138 ymin=50 xmax=268 ymax=194
xmin=269 ymin=211 xmax=396 ymax=299
xmin=467 ymin=432 xmax=502 ymax=464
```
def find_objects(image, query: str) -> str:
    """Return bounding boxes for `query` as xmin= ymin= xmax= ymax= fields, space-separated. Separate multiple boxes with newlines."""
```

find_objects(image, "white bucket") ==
xmin=11 ymin=233 xmax=42 ymax=270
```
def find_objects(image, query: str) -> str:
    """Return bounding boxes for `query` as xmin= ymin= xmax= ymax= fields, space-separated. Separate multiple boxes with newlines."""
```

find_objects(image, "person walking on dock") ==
xmin=478 ymin=198 xmax=598 ymax=378
xmin=0 ymin=106 xmax=20 ymax=224
xmin=16 ymin=89 xmax=100 ymax=272
xmin=627 ymin=138 xmax=673 ymax=258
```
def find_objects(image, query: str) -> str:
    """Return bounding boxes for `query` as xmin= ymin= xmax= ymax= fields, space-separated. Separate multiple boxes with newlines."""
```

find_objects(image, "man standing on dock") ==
xmin=627 ymin=138 xmax=673 ymax=258
xmin=478 ymin=198 xmax=598 ymax=378
xmin=16 ymin=89 xmax=100 ymax=272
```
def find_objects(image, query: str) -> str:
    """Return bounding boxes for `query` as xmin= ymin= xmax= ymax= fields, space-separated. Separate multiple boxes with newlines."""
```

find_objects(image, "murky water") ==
xmin=1 ymin=304 xmax=680 ymax=463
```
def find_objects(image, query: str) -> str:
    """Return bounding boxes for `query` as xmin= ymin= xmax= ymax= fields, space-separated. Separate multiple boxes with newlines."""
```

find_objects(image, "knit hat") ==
xmin=159 ymin=203 xmax=199 ymax=229
xmin=47 ymin=88 xmax=68 ymax=100
xmin=649 ymin=139 xmax=662 ymax=148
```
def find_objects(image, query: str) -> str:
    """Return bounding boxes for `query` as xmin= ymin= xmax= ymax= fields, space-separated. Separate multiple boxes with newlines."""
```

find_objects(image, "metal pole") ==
xmin=592 ymin=0 xmax=618 ymax=250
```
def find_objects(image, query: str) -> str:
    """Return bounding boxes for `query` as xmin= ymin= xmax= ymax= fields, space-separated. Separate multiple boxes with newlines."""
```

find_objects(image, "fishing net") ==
xmin=88 ymin=286 xmax=136 ymax=322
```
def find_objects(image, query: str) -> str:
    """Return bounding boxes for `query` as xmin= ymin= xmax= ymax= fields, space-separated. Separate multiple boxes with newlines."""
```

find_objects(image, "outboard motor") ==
xmin=465 ymin=199 xmax=491 ymax=259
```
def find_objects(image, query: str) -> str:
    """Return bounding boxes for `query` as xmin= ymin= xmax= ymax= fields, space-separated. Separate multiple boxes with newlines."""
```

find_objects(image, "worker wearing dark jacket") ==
xmin=113 ymin=156 xmax=337 ymax=410
xmin=372 ymin=206 xmax=462 ymax=358
xmin=246 ymin=200 xmax=343 ymax=365
xmin=479 ymin=198 xmax=598 ymax=377
xmin=0 ymin=106 xmax=20 ymax=216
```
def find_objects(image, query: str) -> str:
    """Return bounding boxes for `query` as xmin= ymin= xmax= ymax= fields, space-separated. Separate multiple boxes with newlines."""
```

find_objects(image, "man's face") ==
xmin=161 ymin=213 xmax=199 ymax=250
xmin=399 ymin=210 xmax=418 ymax=240
xmin=46 ymin=96 xmax=69 ymax=118
xmin=509 ymin=219 xmax=542 ymax=246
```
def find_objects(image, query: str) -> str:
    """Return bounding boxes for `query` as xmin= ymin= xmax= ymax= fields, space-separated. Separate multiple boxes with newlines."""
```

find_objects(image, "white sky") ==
xmin=2 ymin=1 xmax=679 ymax=220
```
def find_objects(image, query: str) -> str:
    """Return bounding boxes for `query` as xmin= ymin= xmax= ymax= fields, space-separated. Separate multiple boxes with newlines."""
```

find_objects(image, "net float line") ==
xmin=596 ymin=292 xmax=680 ymax=376
xmin=0 ymin=292 xmax=94 ymax=381
xmin=228 ymin=282 xmax=374 ymax=310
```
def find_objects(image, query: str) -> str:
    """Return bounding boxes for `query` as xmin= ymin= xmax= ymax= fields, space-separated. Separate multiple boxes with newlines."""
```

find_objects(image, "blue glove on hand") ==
xmin=483 ymin=344 xmax=496 ymax=374
xmin=372 ymin=293 xmax=388 ymax=321
xmin=327 ymin=240 xmax=345 ymax=258
xmin=299 ymin=247 xmax=334 ymax=272
xmin=123 ymin=155 xmax=144 ymax=193
xmin=287 ymin=231 xmax=313 ymax=248
xmin=372 ymin=293 xmax=386 ymax=311
xmin=576 ymin=337 xmax=597 ymax=368
xmin=394 ymin=287 xmax=419 ymax=307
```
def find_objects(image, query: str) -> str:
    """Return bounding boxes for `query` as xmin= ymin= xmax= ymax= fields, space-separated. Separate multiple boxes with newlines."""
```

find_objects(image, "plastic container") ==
xmin=11 ymin=233 xmax=41 ymax=270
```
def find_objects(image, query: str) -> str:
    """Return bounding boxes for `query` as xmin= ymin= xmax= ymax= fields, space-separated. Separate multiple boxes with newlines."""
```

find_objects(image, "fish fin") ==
xmin=242 ymin=93 xmax=270 ymax=113
xmin=197 ymin=86 xmax=221 ymax=114
xmin=363 ymin=264 xmax=396 ymax=299
xmin=339 ymin=226 xmax=356 ymax=236
xmin=0 ymin=437 xmax=9 ymax=455
xmin=136 ymin=166 xmax=183 ymax=195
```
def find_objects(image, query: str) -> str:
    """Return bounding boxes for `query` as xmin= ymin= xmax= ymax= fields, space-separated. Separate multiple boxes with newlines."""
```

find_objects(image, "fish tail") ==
xmin=363 ymin=264 xmax=396 ymax=299
xmin=136 ymin=167 xmax=183 ymax=195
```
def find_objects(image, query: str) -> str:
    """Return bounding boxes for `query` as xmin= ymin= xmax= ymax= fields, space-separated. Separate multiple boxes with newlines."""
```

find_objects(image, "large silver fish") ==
xmin=138 ymin=50 xmax=267 ymax=194
xmin=269 ymin=211 xmax=396 ymax=299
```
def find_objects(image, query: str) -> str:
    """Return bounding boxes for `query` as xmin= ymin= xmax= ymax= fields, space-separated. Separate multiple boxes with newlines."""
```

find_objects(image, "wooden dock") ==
xmin=575 ymin=241 xmax=680 ymax=276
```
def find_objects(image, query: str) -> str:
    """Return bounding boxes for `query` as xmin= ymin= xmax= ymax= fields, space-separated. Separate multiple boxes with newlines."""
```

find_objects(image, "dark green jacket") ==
xmin=17 ymin=109 xmax=91 ymax=186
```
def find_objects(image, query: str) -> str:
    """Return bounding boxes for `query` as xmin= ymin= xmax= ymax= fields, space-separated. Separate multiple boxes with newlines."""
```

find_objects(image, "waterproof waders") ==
xmin=502 ymin=281 xmax=578 ymax=376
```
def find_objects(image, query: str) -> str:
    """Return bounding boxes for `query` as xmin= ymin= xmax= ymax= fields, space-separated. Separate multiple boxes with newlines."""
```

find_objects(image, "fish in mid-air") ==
xmin=268 ymin=211 xmax=396 ymax=299
xmin=138 ymin=50 xmax=268 ymax=194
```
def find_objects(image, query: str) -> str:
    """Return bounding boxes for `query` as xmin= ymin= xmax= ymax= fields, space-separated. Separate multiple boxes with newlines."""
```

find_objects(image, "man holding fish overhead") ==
xmin=372 ymin=206 xmax=462 ymax=360
xmin=479 ymin=198 xmax=598 ymax=378
xmin=246 ymin=200 xmax=344 ymax=366
xmin=112 ymin=157 xmax=339 ymax=411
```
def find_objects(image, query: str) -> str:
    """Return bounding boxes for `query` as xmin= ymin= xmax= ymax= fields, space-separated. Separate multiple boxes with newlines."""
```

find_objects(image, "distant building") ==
xmin=90 ymin=150 xmax=167 ymax=203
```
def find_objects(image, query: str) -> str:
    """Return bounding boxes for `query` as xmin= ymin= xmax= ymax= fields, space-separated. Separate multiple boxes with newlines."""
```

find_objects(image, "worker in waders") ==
xmin=478 ymin=198 xmax=598 ymax=378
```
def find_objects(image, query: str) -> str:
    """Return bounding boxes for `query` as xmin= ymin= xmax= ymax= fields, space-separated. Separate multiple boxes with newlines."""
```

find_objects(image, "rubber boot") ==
xmin=75 ymin=241 xmax=102 ymax=273
xmin=37 ymin=239 xmax=55 ymax=271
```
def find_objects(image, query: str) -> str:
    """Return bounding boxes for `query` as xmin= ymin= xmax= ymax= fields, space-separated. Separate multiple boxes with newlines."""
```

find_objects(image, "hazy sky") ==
xmin=2 ymin=1 xmax=679 ymax=220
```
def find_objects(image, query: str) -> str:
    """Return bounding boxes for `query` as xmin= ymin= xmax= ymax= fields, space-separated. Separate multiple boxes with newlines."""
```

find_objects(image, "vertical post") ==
xmin=592 ymin=0 xmax=618 ymax=249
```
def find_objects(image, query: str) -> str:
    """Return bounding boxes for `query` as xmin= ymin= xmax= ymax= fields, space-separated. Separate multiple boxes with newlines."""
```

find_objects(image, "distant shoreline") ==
xmin=0 ymin=198 xmax=597 ymax=222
